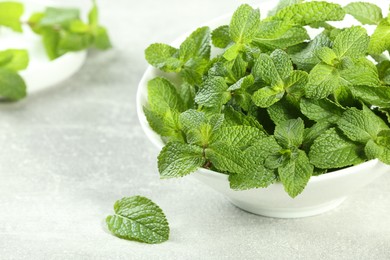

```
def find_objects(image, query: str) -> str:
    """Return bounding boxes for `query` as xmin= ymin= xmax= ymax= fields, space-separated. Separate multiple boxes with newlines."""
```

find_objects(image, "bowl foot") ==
xmin=229 ymin=197 xmax=347 ymax=218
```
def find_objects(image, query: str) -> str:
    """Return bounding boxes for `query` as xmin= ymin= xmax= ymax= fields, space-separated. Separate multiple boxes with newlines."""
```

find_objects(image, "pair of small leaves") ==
xmin=145 ymin=27 xmax=211 ymax=85
xmin=252 ymin=49 xmax=308 ymax=108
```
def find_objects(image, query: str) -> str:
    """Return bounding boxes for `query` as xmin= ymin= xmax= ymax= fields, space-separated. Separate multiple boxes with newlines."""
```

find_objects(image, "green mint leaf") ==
xmin=290 ymin=32 xmax=331 ymax=71
xmin=254 ymin=20 xmax=309 ymax=49
xmin=39 ymin=7 xmax=80 ymax=27
xmin=106 ymin=196 xmax=169 ymax=244
xmin=0 ymin=49 xmax=29 ymax=71
xmin=344 ymin=2 xmax=383 ymax=25
xmin=205 ymin=142 xmax=247 ymax=174
xmin=195 ymin=76 xmax=230 ymax=108
xmin=376 ymin=60 xmax=390 ymax=85
xmin=158 ymin=142 xmax=205 ymax=178
xmin=223 ymin=106 xmax=264 ymax=129
xmin=316 ymin=47 xmax=337 ymax=65
xmin=179 ymin=27 xmax=211 ymax=61
xmin=94 ymin=26 xmax=112 ymax=50
xmin=144 ymin=108 xmax=183 ymax=143
xmin=227 ymin=75 xmax=254 ymax=91
xmin=278 ymin=150 xmax=313 ymax=198
xmin=253 ymin=49 xmax=292 ymax=85
xmin=0 ymin=68 xmax=27 ymax=101
xmin=145 ymin=43 xmax=181 ymax=72
xmin=303 ymin=121 xmax=333 ymax=150
xmin=365 ymin=139 xmax=390 ymax=164
xmin=42 ymin=29 xmax=61 ymax=60
xmin=245 ymin=136 xmax=283 ymax=164
xmin=274 ymin=118 xmax=305 ymax=148
xmin=147 ymin=77 xmax=184 ymax=113
xmin=57 ymin=32 xmax=91 ymax=52
xmin=305 ymin=63 xmax=339 ymax=99
xmin=284 ymin=70 xmax=308 ymax=98
xmin=179 ymin=109 xmax=207 ymax=131
xmin=268 ymin=0 xmax=303 ymax=16
xmin=309 ymin=128 xmax=364 ymax=169
xmin=252 ymin=86 xmax=284 ymax=108
xmin=300 ymin=98 xmax=345 ymax=124
xmin=88 ymin=0 xmax=98 ymax=28
xmin=229 ymin=4 xmax=260 ymax=44
xmin=333 ymin=26 xmax=369 ymax=59
xmin=179 ymin=83 xmax=196 ymax=109
xmin=368 ymin=20 xmax=390 ymax=55
xmin=350 ymin=85 xmax=390 ymax=108
xmin=212 ymin=126 xmax=267 ymax=149
xmin=267 ymin=98 xmax=302 ymax=125
xmin=273 ymin=1 xmax=345 ymax=25
xmin=339 ymin=57 xmax=380 ymax=87
xmin=0 ymin=2 xmax=24 ymax=32
xmin=222 ymin=43 xmax=242 ymax=61
xmin=211 ymin=25 xmax=232 ymax=48
xmin=337 ymin=106 xmax=389 ymax=143
xmin=229 ymin=164 xmax=276 ymax=190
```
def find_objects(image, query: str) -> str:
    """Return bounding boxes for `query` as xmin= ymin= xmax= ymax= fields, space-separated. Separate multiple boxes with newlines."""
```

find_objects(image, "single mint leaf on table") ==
xmin=158 ymin=142 xmax=205 ymax=178
xmin=278 ymin=150 xmax=313 ymax=198
xmin=309 ymin=128 xmax=365 ymax=169
xmin=337 ymin=106 xmax=389 ymax=143
xmin=106 ymin=196 xmax=169 ymax=244
xmin=344 ymin=2 xmax=383 ymax=25
xmin=0 ymin=68 xmax=27 ymax=101
xmin=0 ymin=2 xmax=24 ymax=32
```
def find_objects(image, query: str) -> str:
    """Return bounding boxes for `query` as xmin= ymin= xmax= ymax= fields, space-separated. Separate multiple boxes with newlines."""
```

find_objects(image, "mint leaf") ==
xmin=337 ymin=106 xmax=389 ymax=143
xmin=368 ymin=19 xmax=390 ymax=55
xmin=41 ymin=29 xmax=60 ymax=60
xmin=300 ymin=98 xmax=345 ymax=124
xmin=144 ymin=108 xmax=183 ymax=142
xmin=274 ymin=118 xmax=304 ymax=148
xmin=339 ymin=58 xmax=380 ymax=87
xmin=205 ymin=142 xmax=246 ymax=173
xmin=309 ymin=128 xmax=364 ymax=169
xmin=106 ymin=196 xmax=169 ymax=244
xmin=316 ymin=47 xmax=337 ymax=65
xmin=273 ymin=1 xmax=345 ymax=25
xmin=223 ymin=106 xmax=264 ymax=129
xmin=147 ymin=77 xmax=184 ymax=113
xmin=158 ymin=142 xmax=205 ymax=178
xmin=0 ymin=49 xmax=29 ymax=71
xmin=268 ymin=0 xmax=303 ymax=16
xmin=0 ymin=68 xmax=26 ymax=101
xmin=305 ymin=63 xmax=339 ymax=99
xmin=195 ymin=76 xmax=230 ymax=108
xmin=333 ymin=26 xmax=369 ymax=59
xmin=267 ymin=98 xmax=302 ymax=125
xmin=229 ymin=4 xmax=260 ymax=44
xmin=211 ymin=25 xmax=232 ymax=48
xmin=93 ymin=26 xmax=112 ymax=50
xmin=344 ymin=2 xmax=383 ymax=25
xmin=229 ymin=164 xmax=276 ymax=190
xmin=303 ymin=121 xmax=333 ymax=149
xmin=38 ymin=7 xmax=79 ymax=27
xmin=212 ymin=126 xmax=267 ymax=148
xmin=350 ymin=85 xmax=390 ymax=108
xmin=0 ymin=2 xmax=24 ymax=32
xmin=179 ymin=27 xmax=211 ymax=61
xmin=365 ymin=139 xmax=390 ymax=164
xmin=278 ymin=150 xmax=313 ymax=198
xmin=290 ymin=32 xmax=331 ymax=71
xmin=145 ymin=44 xmax=181 ymax=72
xmin=254 ymin=20 xmax=309 ymax=50
xmin=252 ymin=86 xmax=284 ymax=108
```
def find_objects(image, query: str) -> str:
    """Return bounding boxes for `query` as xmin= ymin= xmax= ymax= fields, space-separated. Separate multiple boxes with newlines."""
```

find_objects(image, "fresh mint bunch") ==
xmin=0 ymin=1 xmax=111 ymax=101
xmin=144 ymin=1 xmax=390 ymax=198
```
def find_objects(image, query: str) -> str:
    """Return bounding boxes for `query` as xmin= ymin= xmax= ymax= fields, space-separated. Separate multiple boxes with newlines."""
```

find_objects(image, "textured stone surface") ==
xmin=0 ymin=0 xmax=390 ymax=259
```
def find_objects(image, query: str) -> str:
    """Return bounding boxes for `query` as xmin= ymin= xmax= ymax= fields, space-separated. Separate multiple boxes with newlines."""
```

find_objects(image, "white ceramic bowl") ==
xmin=137 ymin=1 xmax=390 ymax=218
xmin=0 ymin=0 xmax=88 ymax=94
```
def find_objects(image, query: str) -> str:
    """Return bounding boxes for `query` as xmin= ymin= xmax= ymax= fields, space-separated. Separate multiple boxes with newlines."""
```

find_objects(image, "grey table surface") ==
xmin=1 ymin=0 xmax=390 ymax=259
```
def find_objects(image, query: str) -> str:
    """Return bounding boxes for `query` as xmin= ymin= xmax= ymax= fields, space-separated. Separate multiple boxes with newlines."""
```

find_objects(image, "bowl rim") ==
xmin=136 ymin=7 xmax=384 ymax=186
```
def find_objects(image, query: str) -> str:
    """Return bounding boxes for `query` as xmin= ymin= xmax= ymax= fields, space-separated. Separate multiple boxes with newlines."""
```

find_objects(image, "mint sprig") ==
xmin=144 ymin=1 xmax=390 ymax=199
